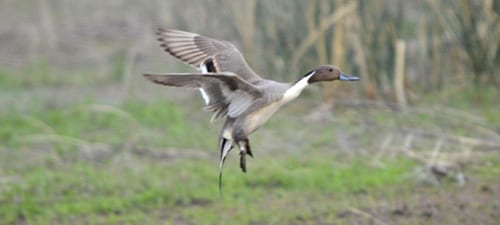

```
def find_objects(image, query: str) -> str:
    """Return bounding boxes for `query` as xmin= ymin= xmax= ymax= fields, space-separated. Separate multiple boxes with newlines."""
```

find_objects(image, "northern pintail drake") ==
xmin=144 ymin=28 xmax=359 ymax=193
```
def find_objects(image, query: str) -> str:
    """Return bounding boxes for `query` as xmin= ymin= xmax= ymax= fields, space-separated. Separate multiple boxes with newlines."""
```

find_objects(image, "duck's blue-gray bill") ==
xmin=339 ymin=73 xmax=360 ymax=81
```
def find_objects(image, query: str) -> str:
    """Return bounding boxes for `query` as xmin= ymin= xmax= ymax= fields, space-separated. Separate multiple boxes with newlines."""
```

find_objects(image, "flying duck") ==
xmin=144 ymin=28 xmax=359 ymax=193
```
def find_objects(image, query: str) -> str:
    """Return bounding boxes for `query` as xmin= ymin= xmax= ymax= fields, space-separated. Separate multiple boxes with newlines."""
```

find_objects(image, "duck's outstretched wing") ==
xmin=156 ymin=28 xmax=263 ymax=83
xmin=144 ymin=72 xmax=262 ymax=120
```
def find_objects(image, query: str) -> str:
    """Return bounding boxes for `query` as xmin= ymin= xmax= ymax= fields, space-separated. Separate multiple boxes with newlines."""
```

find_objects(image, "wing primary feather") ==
xmin=156 ymin=28 xmax=263 ymax=82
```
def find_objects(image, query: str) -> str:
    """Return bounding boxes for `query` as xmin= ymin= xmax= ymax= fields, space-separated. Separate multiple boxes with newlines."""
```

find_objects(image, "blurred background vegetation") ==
xmin=1 ymin=0 xmax=498 ymax=97
xmin=0 ymin=0 xmax=499 ymax=224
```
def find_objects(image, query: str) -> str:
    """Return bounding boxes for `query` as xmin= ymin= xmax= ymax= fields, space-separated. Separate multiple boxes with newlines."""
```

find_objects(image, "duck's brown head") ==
xmin=306 ymin=65 xmax=359 ymax=83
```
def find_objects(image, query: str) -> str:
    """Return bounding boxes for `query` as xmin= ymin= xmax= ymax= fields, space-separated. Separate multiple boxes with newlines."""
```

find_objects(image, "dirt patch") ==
xmin=334 ymin=182 xmax=499 ymax=225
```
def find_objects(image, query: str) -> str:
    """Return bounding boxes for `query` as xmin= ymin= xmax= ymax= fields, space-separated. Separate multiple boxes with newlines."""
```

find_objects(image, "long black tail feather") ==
xmin=218 ymin=137 xmax=233 ymax=196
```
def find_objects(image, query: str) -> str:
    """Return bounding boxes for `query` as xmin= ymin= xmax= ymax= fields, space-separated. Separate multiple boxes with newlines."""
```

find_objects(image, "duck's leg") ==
xmin=232 ymin=124 xmax=251 ymax=173
xmin=244 ymin=138 xmax=253 ymax=158
xmin=237 ymin=141 xmax=247 ymax=173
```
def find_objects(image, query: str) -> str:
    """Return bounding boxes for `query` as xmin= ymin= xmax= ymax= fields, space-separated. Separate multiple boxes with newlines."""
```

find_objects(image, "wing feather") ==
xmin=144 ymin=73 xmax=262 ymax=119
xmin=156 ymin=28 xmax=263 ymax=82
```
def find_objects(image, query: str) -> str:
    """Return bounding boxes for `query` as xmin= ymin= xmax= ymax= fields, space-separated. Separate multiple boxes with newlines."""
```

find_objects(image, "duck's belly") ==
xmin=243 ymin=101 xmax=283 ymax=134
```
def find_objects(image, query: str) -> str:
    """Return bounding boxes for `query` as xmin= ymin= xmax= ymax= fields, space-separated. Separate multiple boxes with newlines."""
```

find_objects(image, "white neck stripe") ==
xmin=282 ymin=71 xmax=315 ymax=103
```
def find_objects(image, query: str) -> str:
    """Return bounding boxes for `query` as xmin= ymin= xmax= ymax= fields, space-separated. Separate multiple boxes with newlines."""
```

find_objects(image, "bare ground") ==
xmin=330 ymin=182 xmax=499 ymax=225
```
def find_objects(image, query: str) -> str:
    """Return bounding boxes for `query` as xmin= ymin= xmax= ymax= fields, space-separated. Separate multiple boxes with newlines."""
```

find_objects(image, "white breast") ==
xmin=242 ymin=72 xmax=315 ymax=135
xmin=244 ymin=101 xmax=283 ymax=134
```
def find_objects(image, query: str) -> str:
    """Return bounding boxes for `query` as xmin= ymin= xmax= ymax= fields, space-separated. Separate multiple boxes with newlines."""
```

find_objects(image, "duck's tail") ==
xmin=218 ymin=137 xmax=233 ymax=196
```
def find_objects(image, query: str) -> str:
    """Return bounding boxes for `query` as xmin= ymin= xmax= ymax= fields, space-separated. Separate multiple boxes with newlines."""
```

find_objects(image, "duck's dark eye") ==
xmin=329 ymin=68 xmax=333 ymax=72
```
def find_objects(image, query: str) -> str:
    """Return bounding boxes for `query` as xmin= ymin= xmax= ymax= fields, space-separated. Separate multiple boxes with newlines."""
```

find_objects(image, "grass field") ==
xmin=1 ymin=64 xmax=499 ymax=225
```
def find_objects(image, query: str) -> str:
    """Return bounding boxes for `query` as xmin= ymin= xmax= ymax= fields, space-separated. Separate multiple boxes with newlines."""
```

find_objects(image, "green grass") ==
xmin=0 ymin=94 xmax=420 ymax=224
xmin=420 ymin=85 xmax=500 ymax=127
xmin=0 ymin=59 xmax=127 ymax=89
xmin=0 ymin=154 xmax=416 ymax=225
xmin=0 ymin=60 xmax=69 ymax=89
xmin=0 ymin=98 xmax=212 ymax=150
